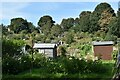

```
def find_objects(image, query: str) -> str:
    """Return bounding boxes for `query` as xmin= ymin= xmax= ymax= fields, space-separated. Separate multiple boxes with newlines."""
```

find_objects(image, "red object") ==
xmin=93 ymin=45 xmax=113 ymax=60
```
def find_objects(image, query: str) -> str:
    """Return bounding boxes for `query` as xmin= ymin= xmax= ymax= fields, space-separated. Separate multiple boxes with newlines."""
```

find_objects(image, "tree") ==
xmin=35 ymin=34 xmax=46 ymax=43
xmin=104 ymin=31 xmax=117 ymax=43
xmin=38 ymin=15 xmax=55 ymax=27
xmin=60 ymin=18 xmax=74 ymax=31
xmin=70 ymin=18 xmax=80 ymax=33
xmin=97 ymin=3 xmax=116 ymax=33
xmin=116 ymin=10 xmax=120 ymax=38
xmin=51 ymin=24 xmax=62 ymax=37
xmin=89 ymin=2 xmax=115 ymax=33
xmin=79 ymin=11 xmax=91 ymax=32
xmin=38 ymin=15 xmax=55 ymax=35
xmin=64 ymin=32 xmax=74 ymax=44
xmin=1 ymin=24 xmax=8 ymax=35
xmin=89 ymin=13 xmax=100 ymax=33
xmin=27 ymin=22 xmax=36 ymax=33
xmin=107 ymin=18 xmax=117 ymax=36
xmin=94 ymin=2 xmax=115 ymax=14
xmin=9 ymin=18 xmax=35 ymax=33
xmin=107 ymin=11 xmax=120 ymax=38
xmin=74 ymin=18 xmax=80 ymax=26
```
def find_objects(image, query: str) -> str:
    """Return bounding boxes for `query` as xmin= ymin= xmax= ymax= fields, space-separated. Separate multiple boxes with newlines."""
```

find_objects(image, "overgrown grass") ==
xmin=2 ymin=60 xmax=114 ymax=80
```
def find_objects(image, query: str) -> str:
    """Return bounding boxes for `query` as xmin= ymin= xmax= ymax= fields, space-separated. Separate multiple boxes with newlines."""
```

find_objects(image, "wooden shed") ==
xmin=33 ymin=43 xmax=57 ymax=58
xmin=92 ymin=41 xmax=114 ymax=60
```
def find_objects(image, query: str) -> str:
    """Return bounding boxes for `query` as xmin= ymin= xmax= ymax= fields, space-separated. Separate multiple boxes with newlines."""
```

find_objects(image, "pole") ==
xmin=31 ymin=39 xmax=34 ymax=73
xmin=29 ymin=36 xmax=34 ymax=73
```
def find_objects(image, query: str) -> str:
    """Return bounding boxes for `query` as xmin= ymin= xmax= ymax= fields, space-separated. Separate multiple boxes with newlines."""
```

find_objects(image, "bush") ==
xmin=2 ymin=52 xmax=109 ymax=75
xmin=2 ymin=55 xmax=32 ymax=74
xmin=46 ymin=61 xmax=65 ymax=73
xmin=2 ymin=39 xmax=25 ymax=56
xmin=2 ymin=56 xmax=21 ymax=74
xmin=19 ymin=55 xmax=32 ymax=71
xmin=64 ymin=32 xmax=74 ymax=44
xmin=2 ymin=54 xmax=45 ymax=75
xmin=33 ymin=54 xmax=47 ymax=68
xmin=54 ymin=56 xmax=108 ymax=74
xmin=75 ymin=44 xmax=92 ymax=56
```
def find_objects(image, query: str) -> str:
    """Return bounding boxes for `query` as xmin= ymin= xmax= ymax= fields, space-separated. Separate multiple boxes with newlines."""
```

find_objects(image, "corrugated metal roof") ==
xmin=92 ymin=41 xmax=114 ymax=46
xmin=33 ymin=43 xmax=56 ymax=49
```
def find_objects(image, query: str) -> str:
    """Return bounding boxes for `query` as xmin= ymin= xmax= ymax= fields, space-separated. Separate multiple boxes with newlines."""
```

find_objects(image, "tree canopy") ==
xmin=2 ymin=2 xmax=120 ymax=43
xmin=79 ymin=11 xmax=91 ymax=32
xmin=38 ymin=15 xmax=55 ymax=35
xmin=8 ymin=18 xmax=35 ymax=34
xmin=60 ymin=18 xmax=74 ymax=31
xmin=51 ymin=24 xmax=62 ymax=37
xmin=88 ymin=2 xmax=115 ymax=33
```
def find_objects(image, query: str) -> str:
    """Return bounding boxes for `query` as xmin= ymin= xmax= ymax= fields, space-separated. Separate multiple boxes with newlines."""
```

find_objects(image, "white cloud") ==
xmin=0 ymin=2 xmax=30 ymax=20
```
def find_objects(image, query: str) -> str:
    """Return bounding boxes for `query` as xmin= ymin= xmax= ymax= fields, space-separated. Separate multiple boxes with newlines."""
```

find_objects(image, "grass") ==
xmin=2 ymin=60 xmax=114 ymax=80
xmin=2 ymin=72 xmax=113 ymax=80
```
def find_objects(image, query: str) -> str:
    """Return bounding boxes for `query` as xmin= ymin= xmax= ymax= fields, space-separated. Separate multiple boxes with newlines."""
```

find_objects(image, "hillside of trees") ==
xmin=1 ymin=2 xmax=120 ymax=44
xmin=1 ymin=2 xmax=120 ymax=79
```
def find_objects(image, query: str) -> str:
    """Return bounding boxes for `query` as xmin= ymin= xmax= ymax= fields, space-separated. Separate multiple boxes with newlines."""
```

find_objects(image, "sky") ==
xmin=0 ymin=1 xmax=119 ymax=26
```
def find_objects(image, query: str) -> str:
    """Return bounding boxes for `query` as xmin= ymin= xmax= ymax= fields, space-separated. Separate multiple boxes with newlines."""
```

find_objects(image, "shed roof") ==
xmin=33 ymin=43 xmax=56 ymax=49
xmin=92 ymin=41 xmax=114 ymax=46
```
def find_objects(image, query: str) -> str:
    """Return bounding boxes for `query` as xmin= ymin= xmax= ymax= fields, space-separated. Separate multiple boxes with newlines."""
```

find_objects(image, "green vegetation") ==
xmin=60 ymin=18 xmax=74 ymax=31
xmin=2 ymin=3 xmax=120 ymax=42
xmin=1 ymin=2 xmax=120 ymax=79
xmin=2 ymin=55 xmax=114 ymax=79
xmin=2 ymin=39 xmax=25 ymax=56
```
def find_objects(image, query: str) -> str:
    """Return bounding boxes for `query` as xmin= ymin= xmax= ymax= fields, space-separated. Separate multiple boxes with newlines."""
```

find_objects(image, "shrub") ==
xmin=2 ymin=51 xmax=109 ymax=76
xmin=85 ymin=60 xmax=108 ymax=73
xmin=58 ymin=46 xmax=67 ymax=56
xmin=2 ymin=39 xmax=25 ymax=57
xmin=33 ymin=54 xmax=47 ymax=68
xmin=64 ymin=32 xmax=74 ymax=44
xmin=2 ymin=53 xmax=46 ymax=75
xmin=55 ymin=56 xmax=108 ymax=74
xmin=2 ymin=55 xmax=21 ymax=74
xmin=19 ymin=55 xmax=32 ymax=71
xmin=46 ymin=61 xmax=65 ymax=73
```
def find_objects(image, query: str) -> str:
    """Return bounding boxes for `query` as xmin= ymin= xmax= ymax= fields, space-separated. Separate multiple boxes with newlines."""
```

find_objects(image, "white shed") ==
xmin=33 ymin=43 xmax=57 ymax=58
